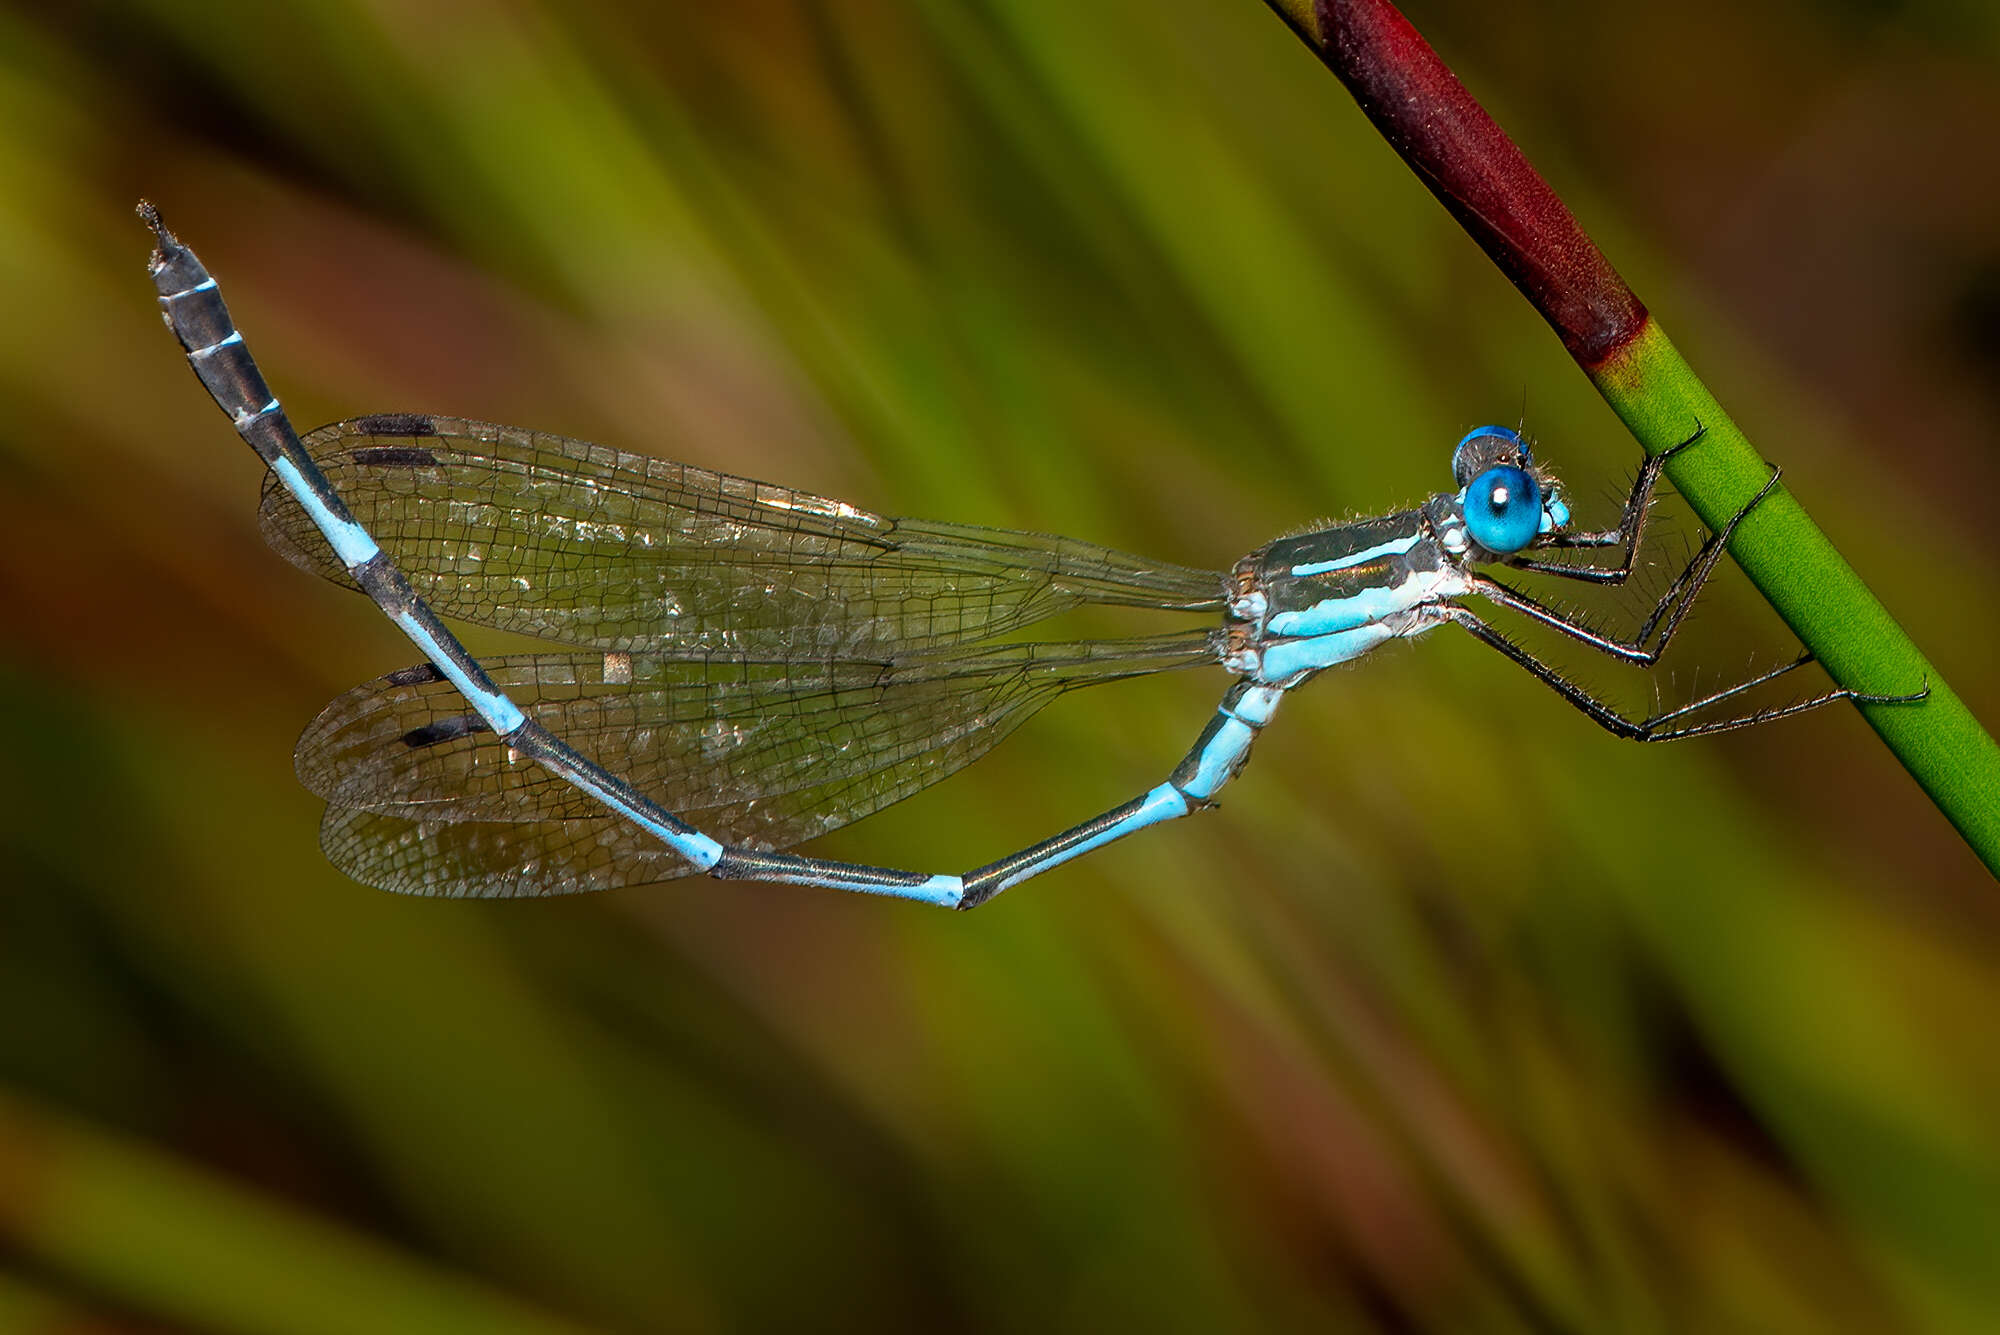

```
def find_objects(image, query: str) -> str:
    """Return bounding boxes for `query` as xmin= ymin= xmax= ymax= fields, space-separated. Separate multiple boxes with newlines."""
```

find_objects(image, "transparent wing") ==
xmin=318 ymin=806 xmax=691 ymax=899
xmin=260 ymin=415 xmax=1225 ymax=654
xmin=301 ymin=632 xmax=1222 ymax=897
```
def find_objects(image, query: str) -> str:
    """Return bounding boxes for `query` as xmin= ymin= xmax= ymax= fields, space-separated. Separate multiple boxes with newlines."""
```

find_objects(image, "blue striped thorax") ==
xmin=1226 ymin=426 xmax=1569 ymax=686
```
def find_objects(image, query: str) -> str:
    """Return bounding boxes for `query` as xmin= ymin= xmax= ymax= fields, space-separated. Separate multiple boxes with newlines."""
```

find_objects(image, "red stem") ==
xmin=1304 ymin=0 xmax=1647 ymax=368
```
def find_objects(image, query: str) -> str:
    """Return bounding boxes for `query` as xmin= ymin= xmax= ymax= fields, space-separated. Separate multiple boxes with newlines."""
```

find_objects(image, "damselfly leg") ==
xmin=1470 ymin=466 xmax=1784 ymax=667
xmin=1454 ymin=458 xmax=1925 ymax=738
xmin=1444 ymin=614 xmax=1925 ymax=742
xmin=1511 ymin=423 xmax=1707 ymax=584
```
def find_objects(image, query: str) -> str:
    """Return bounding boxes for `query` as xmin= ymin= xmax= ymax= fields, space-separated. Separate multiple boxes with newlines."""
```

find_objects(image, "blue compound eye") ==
xmin=1452 ymin=425 xmax=1526 ymax=487
xmin=1464 ymin=465 xmax=1543 ymax=554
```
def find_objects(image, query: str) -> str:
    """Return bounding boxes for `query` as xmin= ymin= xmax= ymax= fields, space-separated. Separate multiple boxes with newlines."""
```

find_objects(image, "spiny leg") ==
xmin=1442 ymin=606 xmax=1924 ymax=741
xmin=1513 ymin=423 xmax=1705 ymax=584
xmin=1469 ymin=465 xmax=1783 ymax=667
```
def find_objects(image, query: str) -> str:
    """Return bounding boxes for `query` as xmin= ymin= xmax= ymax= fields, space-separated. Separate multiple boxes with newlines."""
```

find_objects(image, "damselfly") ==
xmin=142 ymin=205 xmax=1914 ymax=908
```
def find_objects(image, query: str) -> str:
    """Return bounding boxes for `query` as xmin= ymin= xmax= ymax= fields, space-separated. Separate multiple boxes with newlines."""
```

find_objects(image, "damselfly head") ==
xmin=1447 ymin=425 xmax=1569 ymax=556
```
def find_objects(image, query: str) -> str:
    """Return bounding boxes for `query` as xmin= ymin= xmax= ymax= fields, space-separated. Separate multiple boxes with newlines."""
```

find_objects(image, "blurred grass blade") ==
xmin=0 ymin=1091 xmax=588 ymax=1335
xmin=1261 ymin=0 xmax=2000 ymax=875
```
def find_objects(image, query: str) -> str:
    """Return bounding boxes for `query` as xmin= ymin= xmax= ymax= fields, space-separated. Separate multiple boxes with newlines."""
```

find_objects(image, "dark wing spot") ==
xmin=350 ymin=413 xmax=439 ymax=437
xmin=402 ymin=714 xmax=491 ymax=749
xmin=385 ymin=664 xmax=445 ymax=687
xmin=350 ymin=446 xmax=440 ymax=468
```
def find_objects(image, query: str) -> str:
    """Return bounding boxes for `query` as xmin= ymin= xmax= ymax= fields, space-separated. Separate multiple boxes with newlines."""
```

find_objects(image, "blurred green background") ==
xmin=2 ymin=1 xmax=1998 ymax=1331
